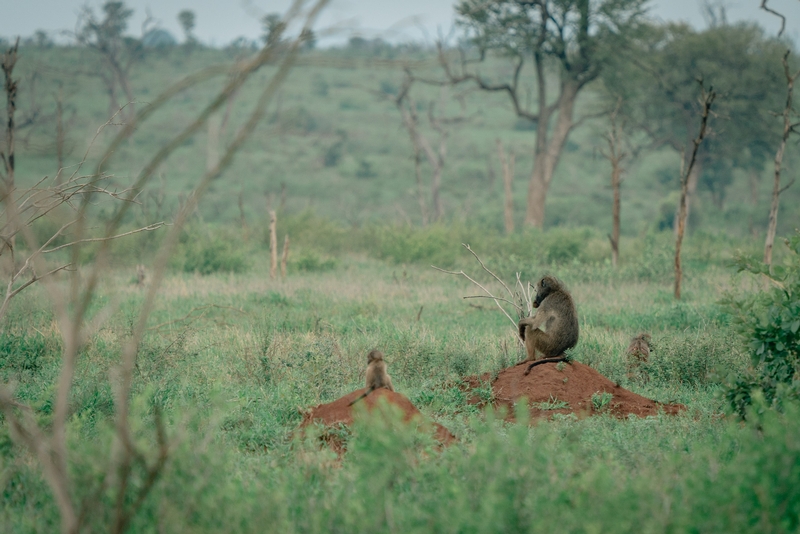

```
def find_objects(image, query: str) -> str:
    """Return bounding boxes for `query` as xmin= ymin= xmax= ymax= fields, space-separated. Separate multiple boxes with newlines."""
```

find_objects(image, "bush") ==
xmin=722 ymin=231 xmax=800 ymax=418
xmin=363 ymin=223 xmax=471 ymax=268
xmin=291 ymin=251 xmax=338 ymax=272
xmin=177 ymin=226 xmax=250 ymax=275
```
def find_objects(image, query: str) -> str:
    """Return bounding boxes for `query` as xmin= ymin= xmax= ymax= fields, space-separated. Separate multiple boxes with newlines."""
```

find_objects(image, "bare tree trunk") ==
xmin=1 ymin=40 xmax=18 ymax=192
xmin=239 ymin=190 xmax=247 ymax=237
xmin=55 ymin=85 xmax=64 ymax=182
xmin=269 ymin=210 xmax=277 ymax=279
xmin=525 ymin=81 xmax=578 ymax=227
xmin=396 ymin=93 xmax=429 ymax=225
xmin=497 ymin=139 xmax=515 ymax=234
xmin=765 ymin=50 xmax=799 ymax=265
xmin=673 ymin=162 xmax=701 ymax=235
xmin=280 ymin=234 xmax=289 ymax=278
xmin=206 ymin=115 xmax=220 ymax=173
xmin=414 ymin=150 xmax=428 ymax=225
xmin=486 ymin=153 xmax=496 ymax=188
xmin=601 ymin=101 xmax=626 ymax=269
xmin=609 ymin=159 xmax=622 ymax=268
xmin=675 ymin=85 xmax=715 ymax=300
xmin=748 ymin=169 xmax=760 ymax=237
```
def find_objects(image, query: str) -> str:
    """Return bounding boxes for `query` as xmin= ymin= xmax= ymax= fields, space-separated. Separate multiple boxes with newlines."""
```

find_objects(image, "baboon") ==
xmin=625 ymin=333 xmax=651 ymax=381
xmin=518 ymin=275 xmax=579 ymax=375
xmin=348 ymin=349 xmax=394 ymax=406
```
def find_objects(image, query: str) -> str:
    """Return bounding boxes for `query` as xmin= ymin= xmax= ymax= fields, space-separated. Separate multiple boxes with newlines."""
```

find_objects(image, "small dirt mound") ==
xmin=466 ymin=361 xmax=684 ymax=420
xmin=299 ymin=388 xmax=456 ymax=453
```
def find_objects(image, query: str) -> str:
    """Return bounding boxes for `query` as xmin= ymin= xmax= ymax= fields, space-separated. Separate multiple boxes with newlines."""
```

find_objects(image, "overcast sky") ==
xmin=4 ymin=1 xmax=800 ymax=47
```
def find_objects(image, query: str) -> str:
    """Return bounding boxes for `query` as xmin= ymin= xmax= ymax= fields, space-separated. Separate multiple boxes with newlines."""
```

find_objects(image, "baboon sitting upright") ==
xmin=625 ymin=333 xmax=651 ymax=382
xmin=518 ymin=275 xmax=579 ymax=375
xmin=348 ymin=349 xmax=394 ymax=406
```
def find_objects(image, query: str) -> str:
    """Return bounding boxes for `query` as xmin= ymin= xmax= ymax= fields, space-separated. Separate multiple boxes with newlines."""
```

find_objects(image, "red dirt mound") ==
xmin=299 ymin=388 xmax=456 ymax=453
xmin=464 ymin=361 xmax=684 ymax=420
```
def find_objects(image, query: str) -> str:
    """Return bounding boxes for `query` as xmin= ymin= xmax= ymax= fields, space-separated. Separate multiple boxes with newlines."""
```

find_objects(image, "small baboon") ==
xmin=518 ymin=275 xmax=579 ymax=375
xmin=348 ymin=349 xmax=394 ymax=406
xmin=625 ymin=333 xmax=651 ymax=381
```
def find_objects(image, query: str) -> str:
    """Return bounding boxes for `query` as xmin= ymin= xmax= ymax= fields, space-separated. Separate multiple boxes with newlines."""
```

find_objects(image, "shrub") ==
xmin=177 ymin=226 xmax=250 ymax=275
xmin=291 ymin=251 xmax=338 ymax=272
xmin=722 ymin=231 xmax=800 ymax=418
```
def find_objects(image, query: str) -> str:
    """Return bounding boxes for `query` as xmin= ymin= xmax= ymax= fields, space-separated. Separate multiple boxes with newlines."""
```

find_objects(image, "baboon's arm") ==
xmin=518 ymin=312 xmax=549 ymax=339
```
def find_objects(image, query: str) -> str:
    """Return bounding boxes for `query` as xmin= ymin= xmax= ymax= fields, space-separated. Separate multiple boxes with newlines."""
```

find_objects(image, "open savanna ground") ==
xmin=2 ymin=231 xmax=798 ymax=532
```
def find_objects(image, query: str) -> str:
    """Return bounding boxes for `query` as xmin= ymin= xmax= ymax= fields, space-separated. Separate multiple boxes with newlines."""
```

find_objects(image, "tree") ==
xmin=392 ymin=72 xmax=466 ymax=223
xmin=76 ymin=1 xmax=143 ymax=122
xmin=675 ymin=83 xmax=715 ymax=300
xmin=604 ymin=22 xmax=786 ymax=230
xmin=262 ymin=13 xmax=285 ymax=46
xmin=764 ymin=51 xmax=799 ymax=265
xmin=425 ymin=0 xmax=648 ymax=227
xmin=178 ymin=9 xmax=196 ymax=46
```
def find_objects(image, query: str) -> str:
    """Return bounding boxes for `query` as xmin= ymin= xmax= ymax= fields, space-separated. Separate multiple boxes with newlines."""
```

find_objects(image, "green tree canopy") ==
xmin=603 ymin=21 xmax=789 ymax=208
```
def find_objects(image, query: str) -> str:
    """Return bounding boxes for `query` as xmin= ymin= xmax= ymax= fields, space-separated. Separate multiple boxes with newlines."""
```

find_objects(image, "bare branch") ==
xmin=760 ymin=0 xmax=787 ymax=37
xmin=431 ymin=264 xmax=519 ymax=325
xmin=42 ymin=222 xmax=164 ymax=254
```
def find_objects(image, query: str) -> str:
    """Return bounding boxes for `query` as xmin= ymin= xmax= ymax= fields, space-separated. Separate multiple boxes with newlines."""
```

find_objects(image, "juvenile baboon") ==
xmin=625 ymin=333 xmax=651 ymax=381
xmin=518 ymin=275 xmax=579 ymax=375
xmin=348 ymin=349 xmax=394 ymax=406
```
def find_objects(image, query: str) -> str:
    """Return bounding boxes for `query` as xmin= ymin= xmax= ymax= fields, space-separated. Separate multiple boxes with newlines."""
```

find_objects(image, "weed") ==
xmin=591 ymin=391 xmax=613 ymax=411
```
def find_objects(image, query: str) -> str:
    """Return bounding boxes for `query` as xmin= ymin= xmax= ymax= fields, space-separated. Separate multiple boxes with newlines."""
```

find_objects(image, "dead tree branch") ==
xmin=765 ymin=50 xmax=800 ymax=265
xmin=675 ymin=81 xmax=715 ymax=299
xmin=432 ymin=243 xmax=533 ymax=342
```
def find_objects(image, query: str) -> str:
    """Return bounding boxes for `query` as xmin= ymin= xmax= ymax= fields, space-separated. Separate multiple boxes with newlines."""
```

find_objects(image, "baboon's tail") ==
xmin=348 ymin=386 xmax=376 ymax=406
xmin=524 ymin=356 xmax=570 ymax=375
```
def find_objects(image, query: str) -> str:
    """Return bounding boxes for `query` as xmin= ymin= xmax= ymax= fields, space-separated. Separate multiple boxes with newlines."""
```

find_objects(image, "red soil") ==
xmin=463 ymin=360 xmax=685 ymax=419
xmin=299 ymin=388 xmax=456 ymax=453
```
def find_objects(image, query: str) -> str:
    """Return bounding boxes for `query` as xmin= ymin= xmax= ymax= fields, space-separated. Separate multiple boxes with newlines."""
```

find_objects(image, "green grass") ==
xmin=2 ymin=232 xmax=795 ymax=531
xmin=1 ymin=42 xmax=798 ymax=532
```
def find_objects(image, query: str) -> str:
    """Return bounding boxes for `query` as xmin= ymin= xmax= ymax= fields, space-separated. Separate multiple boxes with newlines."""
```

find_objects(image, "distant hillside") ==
xmin=5 ymin=44 xmax=799 ymax=237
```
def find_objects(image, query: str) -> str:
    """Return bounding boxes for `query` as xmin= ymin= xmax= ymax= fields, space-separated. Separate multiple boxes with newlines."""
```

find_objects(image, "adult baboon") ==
xmin=348 ymin=349 xmax=394 ymax=406
xmin=518 ymin=275 xmax=579 ymax=375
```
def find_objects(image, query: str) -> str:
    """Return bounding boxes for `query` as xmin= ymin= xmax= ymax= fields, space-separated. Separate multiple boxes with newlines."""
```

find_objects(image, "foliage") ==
xmin=603 ymin=22 xmax=787 ymax=203
xmin=176 ymin=225 xmax=250 ymax=275
xmin=591 ymin=391 xmax=613 ymax=411
xmin=722 ymin=232 xmax=800 ymax=418
xmin=290 ymin=250 xmax=337 ymax=272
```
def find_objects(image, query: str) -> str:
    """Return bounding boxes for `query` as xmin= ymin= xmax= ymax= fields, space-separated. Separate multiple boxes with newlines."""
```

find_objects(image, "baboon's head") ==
xmin=367 ymin=349 xmax=384 ymax=363
xmin=533 ymin=275 xmax=562 ymax=308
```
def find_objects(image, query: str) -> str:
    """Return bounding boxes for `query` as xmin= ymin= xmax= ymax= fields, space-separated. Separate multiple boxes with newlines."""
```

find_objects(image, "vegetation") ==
xmin=1 ymin=0 xmax=800 ymax=531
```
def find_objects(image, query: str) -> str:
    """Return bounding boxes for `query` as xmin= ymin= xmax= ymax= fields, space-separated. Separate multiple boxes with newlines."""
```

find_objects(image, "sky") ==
xmin=3 ymin=0 xmax=800 ymax=47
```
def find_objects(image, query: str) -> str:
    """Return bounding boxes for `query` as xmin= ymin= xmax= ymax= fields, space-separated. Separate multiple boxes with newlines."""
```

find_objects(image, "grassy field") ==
xmin=1 ymin=42 xmax=799 ymax=531
xmin=2 ymin=228 xmax=798 ymax=531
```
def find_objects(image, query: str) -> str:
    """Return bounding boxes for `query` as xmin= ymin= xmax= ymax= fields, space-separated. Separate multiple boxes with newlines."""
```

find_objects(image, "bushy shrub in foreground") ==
xmin=722 ymin=231 xmax=800 ymax=418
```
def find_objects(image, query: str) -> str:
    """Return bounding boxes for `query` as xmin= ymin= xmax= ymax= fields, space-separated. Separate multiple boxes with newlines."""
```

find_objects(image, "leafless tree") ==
xmin=675 ymin=82 xmax=715 ymax=300
xmin=75 ymin=1 xmax=149 ymax=122
xmin=393 ymin=70 xmax=466 ymax=223
xmin=599 ymin=99 xmax=627 ymax=268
